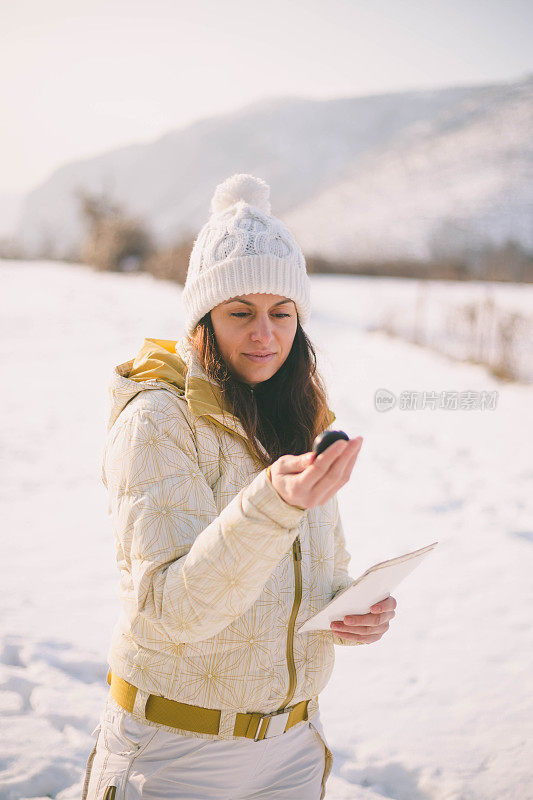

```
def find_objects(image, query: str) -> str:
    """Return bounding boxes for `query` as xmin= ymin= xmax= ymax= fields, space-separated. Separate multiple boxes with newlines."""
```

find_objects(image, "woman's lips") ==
xmin=243 ymin=353 xmax=275 ymax=362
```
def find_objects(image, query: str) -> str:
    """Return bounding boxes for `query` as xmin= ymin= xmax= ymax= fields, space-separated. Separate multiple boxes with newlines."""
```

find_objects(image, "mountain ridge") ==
xmin=14 ymin=73 xmax=533 ymax=263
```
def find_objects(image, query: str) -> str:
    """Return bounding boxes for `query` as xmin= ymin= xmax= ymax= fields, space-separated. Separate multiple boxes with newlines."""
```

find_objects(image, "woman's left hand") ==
xmin=329 ymin=596 xmax=397 ymax=643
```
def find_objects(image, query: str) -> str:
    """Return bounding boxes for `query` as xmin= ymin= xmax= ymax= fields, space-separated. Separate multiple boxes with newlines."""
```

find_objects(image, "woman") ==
xmin=82 ymin=173 xmax=397 ymax=800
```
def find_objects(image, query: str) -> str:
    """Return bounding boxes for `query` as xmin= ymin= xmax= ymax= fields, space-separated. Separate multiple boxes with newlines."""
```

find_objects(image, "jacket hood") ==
xmin=107 ymin=335 xmax=335 ymax=447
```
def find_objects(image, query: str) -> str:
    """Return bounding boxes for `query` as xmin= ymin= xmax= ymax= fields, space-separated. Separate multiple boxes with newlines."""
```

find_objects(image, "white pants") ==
xmin=82 ymin=696 xmax=330 ymax=800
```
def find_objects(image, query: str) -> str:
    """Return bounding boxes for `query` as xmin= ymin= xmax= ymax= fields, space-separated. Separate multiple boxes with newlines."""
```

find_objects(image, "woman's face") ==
xmin=210 ymin=293 xmax=298 ymax=387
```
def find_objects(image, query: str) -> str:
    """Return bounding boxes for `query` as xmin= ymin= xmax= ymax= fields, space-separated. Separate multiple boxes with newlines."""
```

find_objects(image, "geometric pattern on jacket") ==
xmin=102 ymin=334 xmax=360 ymax=748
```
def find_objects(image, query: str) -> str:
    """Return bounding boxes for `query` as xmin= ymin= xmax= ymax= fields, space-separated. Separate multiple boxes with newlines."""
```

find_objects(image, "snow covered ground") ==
xmin=311 ymin=274 xmax=533 ymax=383
xmin=0 ymin=259 xmax=532 ymax=800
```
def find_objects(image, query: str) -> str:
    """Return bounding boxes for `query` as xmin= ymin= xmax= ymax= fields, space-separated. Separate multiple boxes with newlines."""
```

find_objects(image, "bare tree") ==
xmin=76 ymin=186 xmax=154 ymax=272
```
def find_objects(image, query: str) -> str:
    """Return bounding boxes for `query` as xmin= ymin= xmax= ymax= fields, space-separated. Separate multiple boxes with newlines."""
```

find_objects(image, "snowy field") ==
xmin=311 ymin=274 xmax=533 ymax=383
xmin=1 ymin=259 xmax=532 ymax=800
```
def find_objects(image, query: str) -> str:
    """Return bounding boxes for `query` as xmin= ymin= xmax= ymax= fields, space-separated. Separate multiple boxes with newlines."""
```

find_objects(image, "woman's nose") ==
xmin=250 ymin=317 xmax=274 ymax=340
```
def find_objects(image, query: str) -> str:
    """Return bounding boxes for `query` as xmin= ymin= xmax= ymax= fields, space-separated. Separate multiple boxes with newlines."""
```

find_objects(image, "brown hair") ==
xmin=189 ymin=312 xmax=333 ymax=469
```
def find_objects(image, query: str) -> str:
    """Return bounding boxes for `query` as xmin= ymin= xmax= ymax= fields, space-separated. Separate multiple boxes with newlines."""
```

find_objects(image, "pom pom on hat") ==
xmin=182 ymin=172 xmax=311 ymax=335
xmin=210 ymin=173 xmax=272 ymax=215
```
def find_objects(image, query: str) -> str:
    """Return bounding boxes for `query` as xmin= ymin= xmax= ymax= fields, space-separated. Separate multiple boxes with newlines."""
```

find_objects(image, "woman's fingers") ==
xmin=339 ymin=440 xmax=362 ymax=482
xmin=308 ymin=437 xmax=362 ymax=500
xmin=307 ymin=438 xmax=350 ymax=474
xmin=337 ymin=620 xmax=390 ymax=634
xmin=271 ymin=436 xmax=363 ymax=509
xmin=370 ymin=596 xmax=397 ymax=614
xmin=343 ymin=609 xmax=395 ymax=626
xmin=330 ymin=615 xmax=393 ymax=639
xmin=335 ymin=631 xmax=384 ymax=643
xmin=331 ymin=609 xmax=395 ymax=633
xmin=276 ymin=451 xmax=315 ymax=475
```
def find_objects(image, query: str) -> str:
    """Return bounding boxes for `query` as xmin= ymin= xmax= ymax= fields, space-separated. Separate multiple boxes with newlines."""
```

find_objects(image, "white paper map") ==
xmin=297 ymin=541 xmax=439 ymax=634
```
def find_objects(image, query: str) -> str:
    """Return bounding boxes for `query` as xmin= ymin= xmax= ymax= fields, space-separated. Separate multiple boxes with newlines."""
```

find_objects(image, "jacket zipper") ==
xmin=277 ymin=534 xmax=302 ymax=711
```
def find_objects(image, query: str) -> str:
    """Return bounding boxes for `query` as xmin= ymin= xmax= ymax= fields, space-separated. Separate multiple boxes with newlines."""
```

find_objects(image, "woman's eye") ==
xmin=230 ymin=312 xmax=291 ymax=318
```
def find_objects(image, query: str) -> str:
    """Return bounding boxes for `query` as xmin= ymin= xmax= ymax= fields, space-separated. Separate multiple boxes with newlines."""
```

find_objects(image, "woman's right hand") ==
xmin=269 ymin=437 xmax=363 ymax=510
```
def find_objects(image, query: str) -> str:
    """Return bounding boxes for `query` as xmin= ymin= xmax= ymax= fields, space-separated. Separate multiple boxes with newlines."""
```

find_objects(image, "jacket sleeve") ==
xmin=329 ymin=495 xmax=364 ymax=646
xmin=104 ymin=400 xmax=306 ymax=645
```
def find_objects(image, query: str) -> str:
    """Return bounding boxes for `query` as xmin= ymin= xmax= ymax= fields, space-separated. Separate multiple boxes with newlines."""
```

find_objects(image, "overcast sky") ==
xmin=2 ymin=0 xmax=532 ymax=196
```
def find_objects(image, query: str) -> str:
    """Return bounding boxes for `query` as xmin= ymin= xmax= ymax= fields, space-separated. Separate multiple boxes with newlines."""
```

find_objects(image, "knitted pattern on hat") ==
xmin=181 ymin=173 xmax=311 ymax=335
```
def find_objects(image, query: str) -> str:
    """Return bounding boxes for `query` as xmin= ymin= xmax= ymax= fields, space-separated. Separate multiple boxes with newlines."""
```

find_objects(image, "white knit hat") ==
xmin=181 ymin=173 xmax=311 ymax=335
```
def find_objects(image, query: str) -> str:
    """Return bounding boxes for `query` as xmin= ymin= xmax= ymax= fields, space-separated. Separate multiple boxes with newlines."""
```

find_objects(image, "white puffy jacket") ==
xmin=102 ymin=335 xmax=359 ymax=793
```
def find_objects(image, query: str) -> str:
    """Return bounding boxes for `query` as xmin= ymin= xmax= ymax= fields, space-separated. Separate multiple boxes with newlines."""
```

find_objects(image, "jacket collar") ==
xmin=174 ymin=336 xmax=261 ymax=452
xmin=109 ymin=336 xmax=262 ymax=454
xmin=109 ymin=336 xmax=335 ymax=458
